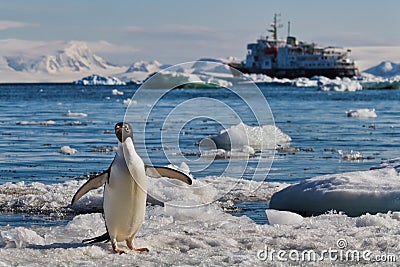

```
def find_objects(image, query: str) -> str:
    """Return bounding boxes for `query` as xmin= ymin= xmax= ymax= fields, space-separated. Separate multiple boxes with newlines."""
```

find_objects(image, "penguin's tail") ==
xmin=82 ymin=232 xmax=110 ymax=244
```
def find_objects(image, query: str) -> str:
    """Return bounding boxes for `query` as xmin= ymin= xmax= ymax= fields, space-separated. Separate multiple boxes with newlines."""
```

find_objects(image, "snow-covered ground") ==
xmin=1 ymin=159 xmax=400 ymax=265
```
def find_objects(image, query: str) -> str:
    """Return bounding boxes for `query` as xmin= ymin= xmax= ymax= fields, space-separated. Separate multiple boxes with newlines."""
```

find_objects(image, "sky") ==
xmin=0 ymin=0 xmax=399 ymax=70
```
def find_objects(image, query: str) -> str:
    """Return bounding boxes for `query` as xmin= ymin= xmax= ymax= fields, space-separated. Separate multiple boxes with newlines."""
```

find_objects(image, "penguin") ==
xmin=71 ymin=122 xmax=192 ymax=254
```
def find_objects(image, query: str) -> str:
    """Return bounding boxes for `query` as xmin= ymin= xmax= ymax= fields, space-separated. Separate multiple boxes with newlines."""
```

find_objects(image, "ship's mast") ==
xmin=268 ymin=13 xmax=282 ymax=41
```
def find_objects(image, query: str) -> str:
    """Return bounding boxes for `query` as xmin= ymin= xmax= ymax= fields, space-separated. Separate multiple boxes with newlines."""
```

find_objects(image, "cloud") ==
xmin=0 ymin=20 xmax=39 ymax=30
xmin=107 ymin=24 xmax=230 ymax=41
xmin=86 ymin=40 xmax=139 ymax=55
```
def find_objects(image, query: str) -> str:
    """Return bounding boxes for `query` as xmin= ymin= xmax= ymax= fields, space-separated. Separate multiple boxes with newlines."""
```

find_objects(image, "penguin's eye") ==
xmin=124 ymin=125 xmax=130 ymax=132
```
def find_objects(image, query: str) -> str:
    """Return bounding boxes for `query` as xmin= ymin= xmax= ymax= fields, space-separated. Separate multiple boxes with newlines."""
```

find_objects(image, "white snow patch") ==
xmin=266 ymin=209 xmax=304 ymax=225
xmin=0 ymin=227 xmax=45 ymax=248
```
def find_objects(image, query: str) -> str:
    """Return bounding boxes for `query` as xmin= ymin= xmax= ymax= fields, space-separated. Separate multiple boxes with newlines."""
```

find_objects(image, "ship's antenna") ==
xmin=268 ymin=13 xmax=282 ymax=41
xmin=287 ymin=21 xmax=291 ymax=37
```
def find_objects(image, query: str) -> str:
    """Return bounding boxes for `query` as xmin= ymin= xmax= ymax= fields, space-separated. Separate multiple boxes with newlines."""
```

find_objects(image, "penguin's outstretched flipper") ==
xmin=71 ymin=168 xmax=110 ymax=205
xmin=145 ymin=165 xmax=193 ymax=185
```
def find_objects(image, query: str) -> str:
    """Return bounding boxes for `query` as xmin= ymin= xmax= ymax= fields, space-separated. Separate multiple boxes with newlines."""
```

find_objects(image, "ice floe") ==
xmin=316 ymin=76 xmax=362 ymax=92
xmin=1 ymin=196 xmax=400 ymax=265
xmin=60 ymin=146 xmax=78 ymax=155
xmin=122 ymin=98 xmax=137 ymax=106
xmin=200 ymin=122 xmax=291 ymax=153
xmin=2 ymin=160 xmax=400 ymax=264
xmin=16 ymin=120 xmax=56 ymax=126
xmin=346 ymin=108 xmax=377 ymax=118
xmin=338 ymin=150 xmax=364 ymax=161
xmin=111 ymin=88 xmax=124 ymax=95
xmin=63 ymin=110 xmax=88 ymax=118
xmin=270 ymin=159 xmax=400 ymax=216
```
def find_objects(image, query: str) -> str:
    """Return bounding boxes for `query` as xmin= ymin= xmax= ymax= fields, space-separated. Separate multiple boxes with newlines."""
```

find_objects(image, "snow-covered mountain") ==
xmin=125 ymin=60 xmax=168 ymax=73
xmin=4 ymin=41 xmax=117 ymax=74
xmin=117 ymin=60 xmax=170 ymax=83
xmin=363 ymin=61 xmax=400 ymax=78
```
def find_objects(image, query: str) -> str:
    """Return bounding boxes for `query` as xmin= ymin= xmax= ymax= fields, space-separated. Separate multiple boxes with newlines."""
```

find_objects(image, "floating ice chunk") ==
xmin=64 ymin=110 xmax=87 ymax=117
xmin=346 ymin=108 xmax=377 ymax=118
xmin=111 ymin=88 xmax=124 ymax=95
xmin=266 ymin=209 xmax=304 ymax=225
xmin=244 ymin=73 xmax=292 ymax=85
xmin=270 ymin=166 xmax=400 ymax=217
xmin=292 ymin=77 xmax=318 ymax=87
xmin=316 ymin=76 xmax=362 ymax=92
xmin=16 ymin=120 xmax=56 ymax=126
xmin=200 ymin=146 xmax=255 ymax=159
xmin=202 ymin=122 xmax=291 ymax=151
xmin=122 ymin=98 xmax=137 ymax=105
xmin=60 ymin=146 xmax=78 ymax=155
xmin=0 ymin=227 xmax=45 ymax=248
xmin=338 ymin=149 xmax=363 ymax=161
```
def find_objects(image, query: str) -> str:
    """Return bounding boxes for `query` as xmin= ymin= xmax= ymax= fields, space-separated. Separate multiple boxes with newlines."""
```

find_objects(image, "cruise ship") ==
xmin=230 ymin=14 xmax=358 ymax=79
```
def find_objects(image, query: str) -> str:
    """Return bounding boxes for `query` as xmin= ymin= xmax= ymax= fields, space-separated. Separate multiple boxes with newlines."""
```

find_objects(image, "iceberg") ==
xmin=73 ymin=74 xmax=126 ymax=85
xmin=200 ymin=122 xmax=291 ymax=152
xmin=270 ymin=159 xmax=400 ymax=216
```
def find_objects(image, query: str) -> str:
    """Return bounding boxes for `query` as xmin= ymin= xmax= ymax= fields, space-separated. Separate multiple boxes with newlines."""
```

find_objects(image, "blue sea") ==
xmin=0 ymin=84 xmax=399 ymax=225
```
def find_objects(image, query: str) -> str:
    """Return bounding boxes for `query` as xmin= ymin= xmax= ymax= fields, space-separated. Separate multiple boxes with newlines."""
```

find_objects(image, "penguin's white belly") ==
xmin=103 ymin=156 xmax=147 ymax=242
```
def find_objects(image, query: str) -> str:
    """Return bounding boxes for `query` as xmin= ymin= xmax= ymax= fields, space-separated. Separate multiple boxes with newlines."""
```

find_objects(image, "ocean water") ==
xmin=0 ymin=84 xmax=399 ymax=226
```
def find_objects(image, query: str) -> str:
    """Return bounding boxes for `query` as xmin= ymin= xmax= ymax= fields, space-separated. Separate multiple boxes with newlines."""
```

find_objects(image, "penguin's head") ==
xmin=115 ymin=122 xmax=133 ymax=143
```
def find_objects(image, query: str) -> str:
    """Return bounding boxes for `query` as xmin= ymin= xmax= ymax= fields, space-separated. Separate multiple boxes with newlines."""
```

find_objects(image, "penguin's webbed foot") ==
xmin=132 ymin=247 xmax=149 ymax=252
xmin=112 ymin=239 xmax=126 ymax=254
xmin=113 ymin=247 xmax=127 ymax=254
xmin=127 ymin=240 xmax=149 ymax=252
